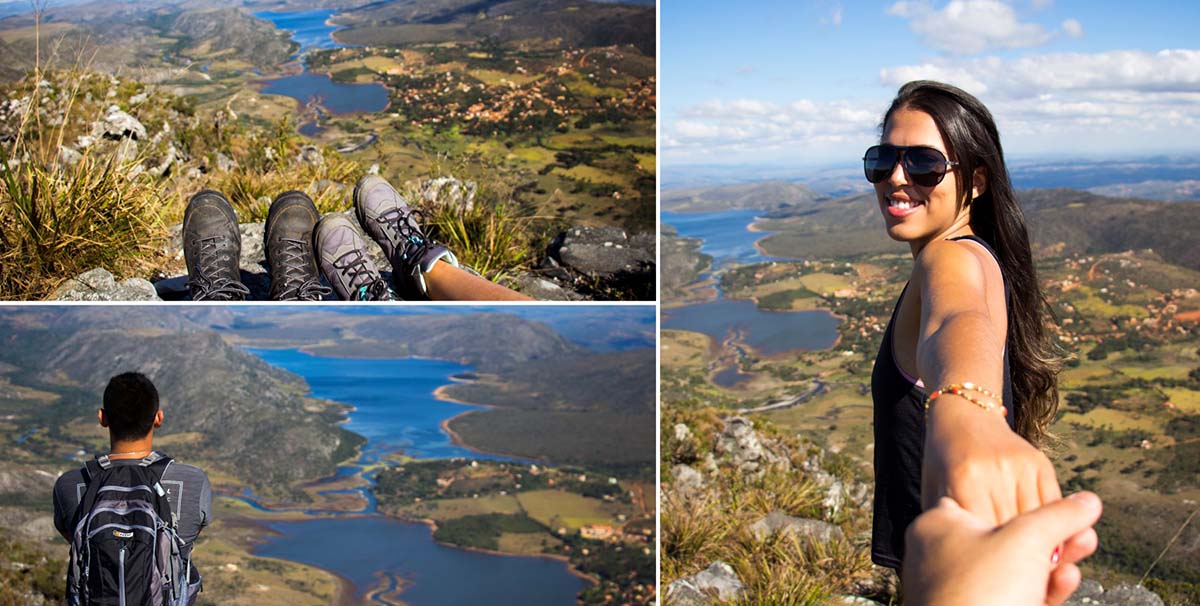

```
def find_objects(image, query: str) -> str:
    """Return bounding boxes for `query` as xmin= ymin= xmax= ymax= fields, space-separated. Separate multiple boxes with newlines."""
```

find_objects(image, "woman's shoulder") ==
xmin=914 ymin=238 xmax=997 ymax=284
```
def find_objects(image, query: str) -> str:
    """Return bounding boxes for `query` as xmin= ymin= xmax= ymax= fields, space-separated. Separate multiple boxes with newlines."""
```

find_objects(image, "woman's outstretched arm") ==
xmin=914 ymin=238 xmax=1062 ymax=526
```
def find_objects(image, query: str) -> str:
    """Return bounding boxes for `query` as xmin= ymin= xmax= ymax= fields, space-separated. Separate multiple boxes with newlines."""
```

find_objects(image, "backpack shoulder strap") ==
xmin=72 ymin=459 xmax=107 ymax=531
xmin=142 ymin=454 xmax=177 ymax=527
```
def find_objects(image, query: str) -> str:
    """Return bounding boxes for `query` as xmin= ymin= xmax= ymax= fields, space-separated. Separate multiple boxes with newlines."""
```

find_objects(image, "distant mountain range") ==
xmin=0 ymin=307 xmax=655 ymax=492
xmin=663 ymin=181 xmax=1200 ymax=271
xmin=662 ymin=181 xmax=825 ymax=213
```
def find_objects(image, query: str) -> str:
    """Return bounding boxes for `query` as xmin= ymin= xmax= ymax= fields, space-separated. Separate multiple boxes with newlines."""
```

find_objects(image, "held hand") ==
xmin=903 ymin=492 xmax=1102 ymax=606
xmin=922 ymin=397 xmax=1062 ymax=526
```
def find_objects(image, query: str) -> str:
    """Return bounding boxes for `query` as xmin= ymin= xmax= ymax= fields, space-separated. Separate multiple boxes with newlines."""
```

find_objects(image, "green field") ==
xmin=517 ymin=489 xmax=621 ymax=531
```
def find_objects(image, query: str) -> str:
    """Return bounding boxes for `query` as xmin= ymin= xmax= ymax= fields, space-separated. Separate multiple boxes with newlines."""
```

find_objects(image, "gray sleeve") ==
xmin=162 ymin=463 xmax=213 ymax=544
xmin=198 ymin=472 xmax=212 ymax=528
xmin=52 ymin=471 xmax=84 ymax=542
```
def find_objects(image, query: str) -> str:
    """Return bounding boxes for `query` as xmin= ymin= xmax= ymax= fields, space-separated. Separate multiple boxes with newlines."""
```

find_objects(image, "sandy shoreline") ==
xmin=432 ymin=384 xmax=530 ymax=461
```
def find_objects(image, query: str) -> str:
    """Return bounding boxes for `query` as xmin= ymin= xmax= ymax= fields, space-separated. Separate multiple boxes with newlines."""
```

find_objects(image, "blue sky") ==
xmin=662 ymin=1 xmax=1200 ymax=167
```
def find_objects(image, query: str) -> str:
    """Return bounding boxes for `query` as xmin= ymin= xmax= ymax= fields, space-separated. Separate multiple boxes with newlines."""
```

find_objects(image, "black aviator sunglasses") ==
xmin=863 ymin=144 xmax=959 ymax=188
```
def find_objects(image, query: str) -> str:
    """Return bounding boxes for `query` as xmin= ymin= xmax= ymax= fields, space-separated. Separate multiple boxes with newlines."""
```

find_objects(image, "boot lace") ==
xmin=187 ymin=236 xmax=249 ymax=301
xmin=273 ymin=238 xmax=332 ymax=301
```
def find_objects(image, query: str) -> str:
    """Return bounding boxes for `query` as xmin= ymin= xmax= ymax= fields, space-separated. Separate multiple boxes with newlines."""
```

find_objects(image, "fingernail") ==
xmin=1051 ymin=545 xmax=1061 ymax=564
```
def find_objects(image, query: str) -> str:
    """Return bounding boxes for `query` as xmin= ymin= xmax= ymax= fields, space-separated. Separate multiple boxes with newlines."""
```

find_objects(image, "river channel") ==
xmin=254 ymin=9 xmax=390 ymax=131
xmin=235 ymin=349 xmax=587 ymax=605
xmin=662 ymin=209 xmax=842 ymax=385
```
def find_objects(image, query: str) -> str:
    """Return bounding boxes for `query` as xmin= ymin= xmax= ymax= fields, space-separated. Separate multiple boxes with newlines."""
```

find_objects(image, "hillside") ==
xmin=662 ymin=180 xmax=826 ymax=213
xmin=749 ymin=188 xmax=1200 ymax=270
xmin=0 ymin=307 xmax=358 ymax=499
xmin=332 ymin=0 xmax=655 ymax=56
xmin=446 ymin=347 xmax=657 ymax=469
xmin=216 ymin=311 xmax=589 ymax=370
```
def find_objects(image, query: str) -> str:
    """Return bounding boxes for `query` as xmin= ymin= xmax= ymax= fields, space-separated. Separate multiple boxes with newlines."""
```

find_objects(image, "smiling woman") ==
xmin=865 ymin=80 xmax=1067 ymax=575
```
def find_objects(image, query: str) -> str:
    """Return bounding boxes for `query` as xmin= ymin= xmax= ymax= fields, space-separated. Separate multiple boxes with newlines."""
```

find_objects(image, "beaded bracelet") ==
xmin=924 ymin=381 xmax=1007 ymax=418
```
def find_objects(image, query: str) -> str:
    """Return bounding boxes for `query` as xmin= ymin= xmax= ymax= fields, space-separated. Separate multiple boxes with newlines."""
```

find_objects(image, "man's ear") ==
xmin=98 ymin=408 xmax=109 ymax=428
xmin=971 ymin=166 xmax=988 ymax=200
xmin=152 ymin=409 xmax=163 ymax=429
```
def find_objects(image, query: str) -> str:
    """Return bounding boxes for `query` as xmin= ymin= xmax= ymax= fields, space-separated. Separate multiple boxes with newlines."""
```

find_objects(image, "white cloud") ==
xmin=663 ymin=98 xmax=880 ymax=160
xmin=666 ymin=49 xmax=1200 ymax=164
xmin=1062 ymin=18 xmax=1083 ymax=39
xmin=887 ymin=0 xmax=1056 ymax=55
xmin=879 ymin=49 xmax=1200 ymax=140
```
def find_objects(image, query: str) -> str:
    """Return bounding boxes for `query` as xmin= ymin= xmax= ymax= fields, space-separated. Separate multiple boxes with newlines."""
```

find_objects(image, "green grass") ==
xmin=517 ymin=489 xmax=619 ymax=531
xmin=0 ymin=70 xmax=167 ymax=299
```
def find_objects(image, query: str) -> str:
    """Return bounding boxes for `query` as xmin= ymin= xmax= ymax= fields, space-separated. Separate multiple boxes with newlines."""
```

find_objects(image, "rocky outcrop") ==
xmin=1066 ymin=582 xmax=1165 ymax=606
xmin=419 ymin=176 xmax=477 ymax=212
xmin=50 ymin=268 xmax=160 ymax=301
xmin=715 ymin=416 xmax=788 ymax=475
xmin=749 ymin=511 xmax=844 ymax=544
xmin=665 ymin=561 xmax=746 ymax=606
xmin=549 ymin=225 xmax=654 ymax=278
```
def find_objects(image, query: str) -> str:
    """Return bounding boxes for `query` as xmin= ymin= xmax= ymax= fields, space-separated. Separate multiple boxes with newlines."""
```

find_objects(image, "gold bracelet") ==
xmin=924 ymin=382 xmax=1007 ymax=418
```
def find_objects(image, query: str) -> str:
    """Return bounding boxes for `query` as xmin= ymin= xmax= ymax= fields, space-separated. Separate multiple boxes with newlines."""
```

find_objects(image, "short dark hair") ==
xmin=102 ymin=372 xmax=160 ymax=441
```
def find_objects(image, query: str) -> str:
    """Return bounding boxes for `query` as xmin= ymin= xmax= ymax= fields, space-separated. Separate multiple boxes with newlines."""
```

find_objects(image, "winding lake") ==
xmin=254 ymin=9 xmax=390 ymax=117
xmin=238 ymin=349 xmax=584 ymax=605
xmin=662 ymin=299 xmax=841 ymax=356
xmin=663 ymin=209 xmax=841 ymax=357
xmin=662 ymin=209 xmax=788 ymax=268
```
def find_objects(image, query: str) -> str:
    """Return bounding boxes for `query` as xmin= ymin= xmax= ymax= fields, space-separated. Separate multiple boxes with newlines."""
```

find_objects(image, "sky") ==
xmin=662 ymin=0 xmax=1200 ymax=168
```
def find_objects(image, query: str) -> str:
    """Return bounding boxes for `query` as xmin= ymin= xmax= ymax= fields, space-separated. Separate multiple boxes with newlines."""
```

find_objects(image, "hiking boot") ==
xmin=265 ymin=191 xmax=332 ymax=301
xmin=353 ymin=175 xmax=458 ymax=299
xmin=182 ymin=190 xmax=249 ymax=301
xmin=314 ymin=214 xmax=396 ymax=301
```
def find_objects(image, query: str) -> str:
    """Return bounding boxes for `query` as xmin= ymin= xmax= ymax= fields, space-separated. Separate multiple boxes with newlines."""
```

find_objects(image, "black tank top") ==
xmin=870 ymin=235 xmax=1015 ymax=569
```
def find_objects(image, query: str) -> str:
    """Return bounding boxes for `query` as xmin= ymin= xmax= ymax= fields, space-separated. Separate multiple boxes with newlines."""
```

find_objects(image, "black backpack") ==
xmin=66 ymin=455 xmax=194 ymax=606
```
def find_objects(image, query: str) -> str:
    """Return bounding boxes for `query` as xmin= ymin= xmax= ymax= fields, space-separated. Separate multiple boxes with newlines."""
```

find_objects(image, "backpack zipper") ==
xmin=118 ymin=545 xmax=126 ymax=606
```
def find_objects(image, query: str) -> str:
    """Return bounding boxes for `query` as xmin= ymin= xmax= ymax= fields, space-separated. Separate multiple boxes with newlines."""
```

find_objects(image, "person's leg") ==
xmin=425 ymin=262 xmax=531 ymax=301
xmin=353 ymin=175 xmax=531 ymax=301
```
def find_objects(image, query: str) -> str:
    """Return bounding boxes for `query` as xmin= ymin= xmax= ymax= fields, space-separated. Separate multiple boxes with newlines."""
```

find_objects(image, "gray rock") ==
xmin=50 ymin=268 xmax=160 ymax=301
xmin=671 ymin=464 xmax=705 ymax=498
xmin=1100 ymin=584 xmax=1163 ymax=606
xmin=1066 ymin=579 xmax=1104 ymax=605
xmin=149 ymin=144 xmax=177 ymax=177
xmin=58 ymin=146 xmax=82 ymax=166
xmin=749 ymin=511 xmax=844 ymax=544
xmin=839 ymin=597 xmax=885 ymax=606
xmin=510 ymin=274 xmax=585 ymax=301
xmin=666 ymin=561 xmax=745 ymax=606
xmin=420 ymin=177 xmax=477 ymax=212
xmin=716 ymin=417 xmax=785 ymax=473
xmin=297 ymin=145 xmax=323 ymax=167
xmin=674 ymin=423 xmax=692 ymax=442
xmin=96 ymin=105 xmax=146 ymax=141
xmin=215 ymin=152 xmax=236 ymax=173
xmin=550 ymin=226 xmax=655 ymax=278
xmin=129 ymin=92 xmax=148 ymax=105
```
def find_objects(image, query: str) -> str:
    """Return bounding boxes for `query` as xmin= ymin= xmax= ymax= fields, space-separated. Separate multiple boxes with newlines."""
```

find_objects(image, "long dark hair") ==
xmin=883 ymin=80 xmax=1061 ymax=445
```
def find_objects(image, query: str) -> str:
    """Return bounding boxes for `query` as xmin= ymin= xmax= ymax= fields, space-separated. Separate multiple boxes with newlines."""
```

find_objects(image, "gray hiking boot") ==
xmin=182 ymin=190 xmax=250 ymax=301
xmin=265 ymin=191 xmax=331 ymax=301
xmin=353 ymin=175 xmax=458 ymax=299
xmin=314 ymin=214 xmax=395 ymax=301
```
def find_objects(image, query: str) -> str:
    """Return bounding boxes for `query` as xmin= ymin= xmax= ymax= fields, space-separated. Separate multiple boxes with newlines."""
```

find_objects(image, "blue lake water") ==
xmin=663 ymin=209 xmax=792 ymax=268
xmin=253 ymin=9 xmax=390 ymax=117
xmin=256 ymin=517 xmax=587 ymax=606
xmin=254 ymin=9 xmax=342 ymax=53
xmin=662 ymin=299 xmax=841 ymax=356
xmin=663 ymin=210 xmax=840 ymax=357
xmin=245 ymin=349 xmax=508 ymax=462
xmin=238 ymin=350 xmax=582 ymax=604
xmin=259 ymin=72 xmax=390 ymax=115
